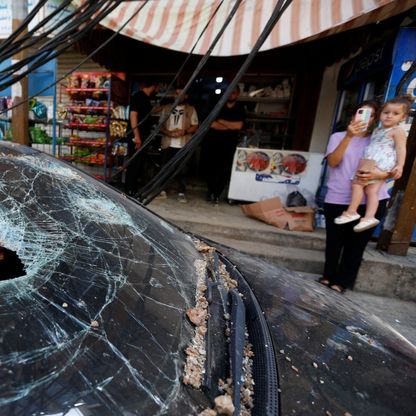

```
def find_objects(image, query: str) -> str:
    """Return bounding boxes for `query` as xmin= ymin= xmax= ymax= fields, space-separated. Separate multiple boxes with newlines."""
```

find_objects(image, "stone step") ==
xmin=182 ymin=229 xmax=416 ymax=302
xmin=172 ymin=219 xmax=327 ymax=251
xmin=149 ymin=200 xmax=416 ymax=302
xmin=199 ymin=232 xmax=325 ymax=274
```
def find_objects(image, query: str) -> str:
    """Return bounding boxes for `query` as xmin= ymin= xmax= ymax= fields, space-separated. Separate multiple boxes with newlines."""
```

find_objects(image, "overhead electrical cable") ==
xmin=0 ymin=0 xmax=93 ymax=62
xmin=0 ymin=0 xmax=49 ymax=56
xmin=116 ymin=0 xmax=244 ymax=179
xmin=0 ymin=0 xmax=118 ymax=86
xmin=138 ymin=0 xmax=293 ymax=204
xmin=117 ymin=0 xmax=227 ymax=145
xmin=0 ymin=0 xmax=101 ymax=65
xmin=0 ymin=0 xmax=150 ymax=117
xmin=0 ymin=0 xmax=122 ymax=92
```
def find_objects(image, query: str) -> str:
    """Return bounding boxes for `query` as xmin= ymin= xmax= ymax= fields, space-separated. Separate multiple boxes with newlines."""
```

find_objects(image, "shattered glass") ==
xmin=0 ymin=142 xmax=210 ymax=415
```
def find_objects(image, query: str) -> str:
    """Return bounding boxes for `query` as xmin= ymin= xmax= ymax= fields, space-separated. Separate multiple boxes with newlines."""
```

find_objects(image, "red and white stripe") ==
xmin=92 ymin=0 xmax=416 ymax=56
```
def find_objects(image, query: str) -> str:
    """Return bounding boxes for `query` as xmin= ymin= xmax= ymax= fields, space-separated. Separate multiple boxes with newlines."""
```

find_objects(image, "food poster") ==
xmin=228 ymin=147 xmax=324 ymax=203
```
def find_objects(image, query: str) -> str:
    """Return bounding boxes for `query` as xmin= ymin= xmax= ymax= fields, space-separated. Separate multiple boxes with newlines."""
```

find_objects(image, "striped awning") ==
xmin=92 ymin=0 xmax=416 ymax=56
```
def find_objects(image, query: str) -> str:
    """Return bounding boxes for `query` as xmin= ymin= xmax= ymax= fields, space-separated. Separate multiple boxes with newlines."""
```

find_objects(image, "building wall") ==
xmin=57 ymin=50 xmax=103 ymax=85
xmin=308 ymin=61 xmax=344 ymax=153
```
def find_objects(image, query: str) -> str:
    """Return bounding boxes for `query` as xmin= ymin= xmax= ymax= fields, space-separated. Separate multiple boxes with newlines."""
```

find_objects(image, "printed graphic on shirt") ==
xmin=167 ymin=106 xmax=185 ymax=130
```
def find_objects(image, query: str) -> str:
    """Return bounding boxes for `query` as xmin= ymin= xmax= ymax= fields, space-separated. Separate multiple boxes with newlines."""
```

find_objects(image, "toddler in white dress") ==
xmin=335 ymin=95 xmax=413 ymax=232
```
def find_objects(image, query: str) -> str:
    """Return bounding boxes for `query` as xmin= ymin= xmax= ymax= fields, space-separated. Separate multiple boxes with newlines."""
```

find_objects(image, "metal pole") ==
xmin=11 ymin=0 xmax=29 ymax=146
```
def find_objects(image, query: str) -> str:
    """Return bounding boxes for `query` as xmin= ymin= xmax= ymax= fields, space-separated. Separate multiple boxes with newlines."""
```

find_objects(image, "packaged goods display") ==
xmin=237 ymin=74 xmax=295 ymax=149
xmin=59 ymin=72 xmax=128 ymax=180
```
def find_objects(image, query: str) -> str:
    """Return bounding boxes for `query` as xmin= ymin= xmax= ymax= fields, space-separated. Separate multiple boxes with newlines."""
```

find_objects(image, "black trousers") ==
xmin=202 ymin=136 xmax=238 ymax=199
xmin=124 ymin=139 xmax=147 ymax=195
xmin=160 ymin=147 xmax=187 ymax=194
xmin=323 ymin=199 xmax=387 ymax=289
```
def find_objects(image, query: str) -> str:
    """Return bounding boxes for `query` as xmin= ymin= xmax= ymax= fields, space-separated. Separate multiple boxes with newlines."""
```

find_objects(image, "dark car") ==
xmin=0 ymin=142 xmax=415 ymax=416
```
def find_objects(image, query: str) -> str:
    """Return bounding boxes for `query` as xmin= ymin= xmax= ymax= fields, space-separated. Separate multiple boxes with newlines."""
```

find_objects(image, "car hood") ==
xmin=0 ymin=143 xmax=209 ymax=415
xmin=213 ymin=243 xmax=416 ymax=416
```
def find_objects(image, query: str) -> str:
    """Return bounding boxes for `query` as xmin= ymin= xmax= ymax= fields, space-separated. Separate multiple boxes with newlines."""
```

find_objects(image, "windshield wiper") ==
xmin=229 ymin=288 xmax=246 ymax=415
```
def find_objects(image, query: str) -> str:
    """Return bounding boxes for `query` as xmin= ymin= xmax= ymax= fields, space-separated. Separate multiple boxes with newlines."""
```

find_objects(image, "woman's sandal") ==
xmin=330 ymin=284 xmax=346 ymax=294
xmin=317 ymin=277 xmax=330 ymax=286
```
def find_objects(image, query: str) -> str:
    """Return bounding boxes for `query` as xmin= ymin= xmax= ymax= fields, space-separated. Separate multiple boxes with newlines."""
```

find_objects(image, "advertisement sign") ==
xmin=228 ymin=147 xmax=324 ymax=203
xmin=385 ymin=28 xmax=416 ymax=104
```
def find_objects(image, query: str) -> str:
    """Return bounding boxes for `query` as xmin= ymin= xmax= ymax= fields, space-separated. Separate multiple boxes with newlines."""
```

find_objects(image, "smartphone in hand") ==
xmin=355 ymin=107 xmax=372 ymax=130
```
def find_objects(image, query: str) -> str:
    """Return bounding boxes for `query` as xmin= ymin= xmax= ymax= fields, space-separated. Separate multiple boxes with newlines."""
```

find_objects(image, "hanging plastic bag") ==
xmin=286 ymin=190 xmax=307 ymax=207
xmin=29 ymin=98 xmax=47 ymax=120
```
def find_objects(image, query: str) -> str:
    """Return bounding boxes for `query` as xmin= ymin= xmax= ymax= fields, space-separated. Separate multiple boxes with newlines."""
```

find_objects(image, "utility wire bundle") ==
xmin=0 ymin=0 xmax=153 ymax=118
xmin=0 ymin=0 xmax=123 ymax=93
xmin=1 ymin=0 xmax=294 ymax=206
xmin=136 ymin=0 xmax=293 ymax=204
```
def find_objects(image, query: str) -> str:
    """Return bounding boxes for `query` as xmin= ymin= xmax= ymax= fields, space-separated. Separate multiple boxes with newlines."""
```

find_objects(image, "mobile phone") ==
xmin=355 ymin=107 xmax=372 ymax=129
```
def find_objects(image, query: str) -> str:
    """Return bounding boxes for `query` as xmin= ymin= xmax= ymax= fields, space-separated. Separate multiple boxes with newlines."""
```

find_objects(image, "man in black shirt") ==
xmin=125 ymin=81 xmax=158 ymax=196
xmin=203 ymin=86 xmax=245 ymax=204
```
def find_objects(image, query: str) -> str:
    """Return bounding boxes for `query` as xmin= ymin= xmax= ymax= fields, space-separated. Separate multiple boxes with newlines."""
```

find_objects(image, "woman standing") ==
xmin=319 ymin=101 xmax=390 ymax=293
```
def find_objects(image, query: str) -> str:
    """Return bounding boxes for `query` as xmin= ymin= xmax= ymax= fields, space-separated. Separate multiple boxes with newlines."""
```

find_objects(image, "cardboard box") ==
xmin=285 ymin=206 xmax=315 ymax=232
xmin=241 ymin=197 xmax=315 ymax=232
xmin=241 ymin=197 xmax=288 ymax=229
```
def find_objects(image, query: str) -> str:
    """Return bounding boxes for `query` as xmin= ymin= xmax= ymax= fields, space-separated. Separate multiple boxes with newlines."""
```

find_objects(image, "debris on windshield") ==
xmin=214 ymin=394 xmax=234 ymax=415
xmin=183 ymin=259 xmax=209 ymax=388
xmin=189 ymin=240 xmax=255 ymax=415
xmin=187 ymin=305 xmax=208 ymax=326
xmin=198 ymin=409 xmax=217 ymax=416
xmin=194 ymin=240 xmax=215 ymax=253
xmin=241 ymin=342 xmax=255 ymax=411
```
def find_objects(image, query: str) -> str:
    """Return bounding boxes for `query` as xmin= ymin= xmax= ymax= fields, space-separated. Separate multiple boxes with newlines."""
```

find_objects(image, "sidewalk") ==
xmin=147 ymin=189 xmax=416 ymax=298
xmin=147 ymin=188 xmax=416 ymax=344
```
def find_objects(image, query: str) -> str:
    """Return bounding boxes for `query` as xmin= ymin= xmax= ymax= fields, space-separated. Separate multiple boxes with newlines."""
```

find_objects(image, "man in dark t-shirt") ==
xmin=203 ymin=87 xmax=245 ymax=203
xmin=125 ymin=82 xmax=157 ymax=196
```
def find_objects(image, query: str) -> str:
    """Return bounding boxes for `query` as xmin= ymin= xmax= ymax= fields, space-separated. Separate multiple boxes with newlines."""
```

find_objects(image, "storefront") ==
xmin=335 ymin=27 xmax=416 ymax=131
xmin=333 ymin=27 xmax=416 ymax=240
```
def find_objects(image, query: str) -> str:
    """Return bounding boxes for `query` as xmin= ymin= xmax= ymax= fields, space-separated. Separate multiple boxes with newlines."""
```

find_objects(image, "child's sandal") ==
xmin=353 ymin=218 xmax=380 ymax=232
xmin=334 ymin=213 xmax=360 ymax=224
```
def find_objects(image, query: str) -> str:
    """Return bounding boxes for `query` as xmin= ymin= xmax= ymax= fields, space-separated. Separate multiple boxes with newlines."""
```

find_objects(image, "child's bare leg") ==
xmin=344 ymin=183 xmax=365 ymax=215
xmin=362 ymin=181 xmax=384 ymax=219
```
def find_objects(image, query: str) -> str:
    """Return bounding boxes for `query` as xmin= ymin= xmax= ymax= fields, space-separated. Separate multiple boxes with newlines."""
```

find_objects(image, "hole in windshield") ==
xmin=0 ymin=246 xmax=26 ymax=281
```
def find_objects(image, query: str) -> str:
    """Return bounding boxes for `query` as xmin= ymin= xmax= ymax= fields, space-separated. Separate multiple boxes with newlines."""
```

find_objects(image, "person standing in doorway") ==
xmin=203 ymin=86 xmax=245 ymax=204
xmin=125 ymin=81 xmax=158 ymax=197
xmin=158 ymin=88 xmax=199 ymax=203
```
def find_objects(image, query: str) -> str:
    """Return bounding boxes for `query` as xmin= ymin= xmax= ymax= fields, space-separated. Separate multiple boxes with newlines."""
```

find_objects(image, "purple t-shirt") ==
xmin=324 ymin=132 xmax=389 ymax=205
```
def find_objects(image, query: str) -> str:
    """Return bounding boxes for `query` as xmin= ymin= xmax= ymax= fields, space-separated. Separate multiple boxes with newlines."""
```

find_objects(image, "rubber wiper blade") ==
xmin=203 ymin=261 xmax=228 ymax=396
xmin=229 ymin=288 xmax=246 ymax=415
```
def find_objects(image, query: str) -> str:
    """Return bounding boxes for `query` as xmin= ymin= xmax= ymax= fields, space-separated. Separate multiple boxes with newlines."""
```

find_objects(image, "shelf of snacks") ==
xmin=59 ymin=71 xmax=128 ymax=179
